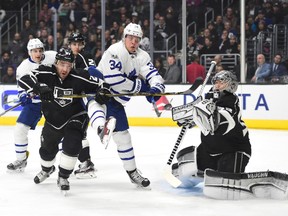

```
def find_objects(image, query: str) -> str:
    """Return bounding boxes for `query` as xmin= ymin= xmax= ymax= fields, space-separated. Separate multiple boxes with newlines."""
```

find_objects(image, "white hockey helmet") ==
xmin=123 ymin=23 xmax=143 ymax=39
xmin=27 ymin=38 xmax=44 ymax=52
xmin=211 ymin=70 xmax=238 ymax=93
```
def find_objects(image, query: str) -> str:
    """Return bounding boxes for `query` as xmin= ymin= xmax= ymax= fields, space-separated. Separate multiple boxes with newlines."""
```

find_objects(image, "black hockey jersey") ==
xmin=74 ymin=51 xmax=95 ymax=69
xmin=18 ymin=64 xmax=102 ymax=129
xmin=201 ymin=91 xmax=251 ymax=155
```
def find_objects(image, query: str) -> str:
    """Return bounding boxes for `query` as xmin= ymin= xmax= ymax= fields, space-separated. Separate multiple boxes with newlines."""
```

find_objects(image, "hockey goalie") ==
xmin=172 ymin=70 xmax=288 ymax=200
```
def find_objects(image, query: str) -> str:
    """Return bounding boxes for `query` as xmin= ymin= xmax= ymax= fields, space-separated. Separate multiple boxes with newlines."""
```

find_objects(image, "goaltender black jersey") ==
xmin=201 ymin=91 xmax=251 ymax=156
xmin=74 ymin=51 xmax=95 ymax=69
xmin=18 ymin=64 xmax=102 ymax=129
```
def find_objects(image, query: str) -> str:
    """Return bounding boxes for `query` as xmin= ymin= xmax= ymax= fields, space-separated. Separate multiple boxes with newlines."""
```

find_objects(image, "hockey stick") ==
xmin=57 ymin=77 xmax=204 ymax=99
xmin=164 ymin=61 xmax=216 ymax=188
xmin=0 ymin=102 xmax=22 ymax=117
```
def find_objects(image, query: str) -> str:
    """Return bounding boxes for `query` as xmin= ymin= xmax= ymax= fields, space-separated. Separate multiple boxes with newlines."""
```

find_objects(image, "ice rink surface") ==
xmin=0 ymin=125 xmax=288 ymax=216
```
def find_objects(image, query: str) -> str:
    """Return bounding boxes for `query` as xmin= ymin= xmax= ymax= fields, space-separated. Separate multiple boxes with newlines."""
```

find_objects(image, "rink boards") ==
xmin=0 ymin=84 xmax=287 ymax=130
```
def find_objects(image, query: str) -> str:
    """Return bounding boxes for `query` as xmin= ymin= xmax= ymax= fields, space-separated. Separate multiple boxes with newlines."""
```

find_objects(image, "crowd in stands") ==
xmin=1 ymin=0 xmax=288 ymax=84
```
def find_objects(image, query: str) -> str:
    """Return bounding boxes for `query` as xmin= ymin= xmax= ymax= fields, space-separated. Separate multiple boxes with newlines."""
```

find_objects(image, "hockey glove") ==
xmin=18 ymin=91 xmax=32 ymax=106
xmin=146 ymin=83 xmax=165 ymax=103
xmin=95 ymin=83 xmax=111 ymax=105
xmin=33 ymin=83 xmax=53 ymax=102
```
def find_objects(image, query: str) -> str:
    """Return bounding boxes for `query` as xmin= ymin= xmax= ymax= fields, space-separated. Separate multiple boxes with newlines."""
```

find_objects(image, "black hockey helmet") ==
xmin=68 ymin=32 xmax=85 ymax=43
xmin=56 ymin=47 xmax=74 ymax=63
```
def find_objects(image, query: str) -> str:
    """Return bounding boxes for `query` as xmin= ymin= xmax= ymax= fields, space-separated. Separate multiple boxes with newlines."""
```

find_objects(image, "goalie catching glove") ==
xmin=192 ymin=99 xmax=219 ymax=136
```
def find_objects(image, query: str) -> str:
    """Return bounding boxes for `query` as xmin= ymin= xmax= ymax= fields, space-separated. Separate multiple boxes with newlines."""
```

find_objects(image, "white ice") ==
xmin=0 ymin=125 xmax=288 ymax=216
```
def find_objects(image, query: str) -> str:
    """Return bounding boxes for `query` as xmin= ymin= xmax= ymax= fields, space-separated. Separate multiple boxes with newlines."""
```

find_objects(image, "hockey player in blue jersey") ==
xmin=7 ymin=38 xmax=56 ymax=171
xmin=96 ymin=23 xmax=165 ymax=188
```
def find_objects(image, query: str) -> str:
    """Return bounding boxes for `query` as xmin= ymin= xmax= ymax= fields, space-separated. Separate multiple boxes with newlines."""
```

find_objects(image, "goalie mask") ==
xmin=211 ymin=70 xmax=238 ymax=93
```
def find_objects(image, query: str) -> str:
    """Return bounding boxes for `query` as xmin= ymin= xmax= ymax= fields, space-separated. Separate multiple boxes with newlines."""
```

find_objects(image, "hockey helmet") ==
xmin=68 ymin=32 xmax=85 ymax=43
xmin=27 ymin=38 xmax=44 ymax=52
xmin=123 ymin=23 xmax=143 ymax=39
xmin=55 ymin=47 xmax=74 ymax=63
xmin=211 ymin=70 xmax=238 ymax=93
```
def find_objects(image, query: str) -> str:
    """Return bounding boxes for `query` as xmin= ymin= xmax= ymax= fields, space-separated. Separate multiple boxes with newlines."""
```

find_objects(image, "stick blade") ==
xmin=183 ymin=77 xmax=203 ymax=95
xmin=163 ymin=166 xmax=182 ymax=188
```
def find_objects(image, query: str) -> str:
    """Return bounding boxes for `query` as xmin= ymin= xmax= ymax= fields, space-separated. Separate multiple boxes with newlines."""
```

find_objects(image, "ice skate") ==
xmin=7 ymin=151 xmax=29 ymax=172
xmin=127 ymin=169 xmax=151 ymax=188
xmin=57 ymin=177 xmax=70 ymax=196
xmin=74 ymin=159 xmax=97 ymax=179
xmin=98 ymin=116 xmax=116 ymax=149
xmin=34 ymin=165 xmax=56 ymax=184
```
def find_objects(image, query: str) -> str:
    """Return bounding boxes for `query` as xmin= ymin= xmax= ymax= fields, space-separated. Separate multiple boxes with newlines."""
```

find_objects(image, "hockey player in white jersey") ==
xmin=7 ymin=38 xmax=56 ymax=171
xmin=96 ymin=23 xmax=165 ymax=187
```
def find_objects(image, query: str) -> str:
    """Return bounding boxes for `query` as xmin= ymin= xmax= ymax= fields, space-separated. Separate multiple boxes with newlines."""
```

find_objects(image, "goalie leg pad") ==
xmin=204 ymin=169 xmax=288 ymax=200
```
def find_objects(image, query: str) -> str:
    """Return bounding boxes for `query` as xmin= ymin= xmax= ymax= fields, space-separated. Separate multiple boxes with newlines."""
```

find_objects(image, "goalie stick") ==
xmin=164 ymin=61 xmax=216 ymax=188
xmin=0 ymin=102 xmax=22 ymax=117
xmin=56 ymin=77 xmax=204 ymax=99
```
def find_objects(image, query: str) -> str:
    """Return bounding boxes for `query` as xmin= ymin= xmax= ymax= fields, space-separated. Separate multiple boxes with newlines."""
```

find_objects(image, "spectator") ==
xmin=131 ymin=12 xmax=141 ymax=25
xmin=1 ymin=65 xmax=16 ymax=84
xmin=163 ymin=54 xmax=181 ymax=84
xmin=154 ymin=57 xmax=166 ymax=78
xmin=7 ymin=32 xmax=25 ymax=65
xmin=186 ymin=35 xmax=199 ymax=64
xmin=225 ymin=34 xmax=239 ymax=54
xmin=67 ymin=1 xmax=85 ymax=27
xmin=186 ymin=54 xmax=206 ymax=84
xmin=218 ymin=29 xmax=230 ymax=54
xmin=39 ymin=28 xmax=49 ymax=48
xmin=154 ymin=16 xmax=172 ymax=50
xmin=268 ymin=53 xmax=288 ymax=83
xmin=197 ymin=28 xmax=211 ymax=46
xmin=142 ymin=18 xmax=150 ymax=38
xmin=45 ymin=35 xmax=54 ymax=51
xmin=56 ymin=31 xmax=64 ymax=51
xmin=58 ymin=0 xmax=71 ymax=27
xmin=20 ymin=19 xmax=36 ymax=44
xmin=87 ymin=7 xmax=100 ymax=29
xmin=48 ymin=0 xmax=60 ymax=11
xmin=214 ymin=15 xmax=224 ymax=38
xmin=199 ymin=37 xmax=219 ymax=57
xmin=223 ymin=7 xmax=238 ymax=30
xmin=38 ymin=3 xmax=53 ymax=26
xmin=251 ymin=54 xmax=271 ymax=83
xmin=92 ymin=47 xmax=102 ymax=66
xmin=0 ymin=51 xmax=16 ymax=79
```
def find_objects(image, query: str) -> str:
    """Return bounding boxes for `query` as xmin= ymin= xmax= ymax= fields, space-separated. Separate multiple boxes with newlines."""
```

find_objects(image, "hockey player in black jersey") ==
xmin=67 ymin=32 xmax=98 ymax=178
xmin=174 ymin=70 xmax=251 ymax=180
xmin=18 ymin=48 xmax=110 ymax=192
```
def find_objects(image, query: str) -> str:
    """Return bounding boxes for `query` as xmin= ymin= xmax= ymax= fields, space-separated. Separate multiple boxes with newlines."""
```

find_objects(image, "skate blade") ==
xmin=7 ymin=168 xmax=26 ymax=173
xmin=102 ymin=118 xmax=116 ymax=149
xmin=75 ymin=171 xmax=97 ymax=179
xmin=60 ymin=190 xmax=68 ymax=196
xmin=136 ymin=185 xmax=152 ymax=190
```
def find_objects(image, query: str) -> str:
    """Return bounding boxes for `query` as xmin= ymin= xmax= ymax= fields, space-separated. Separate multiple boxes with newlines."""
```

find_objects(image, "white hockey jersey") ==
xmin=16 ymin=50 xmax=57 ymax=80
xmin=16 ymin=50 xmax=57 ymax=103
xmin=97 ymin=41 xmax=164 ymax=104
